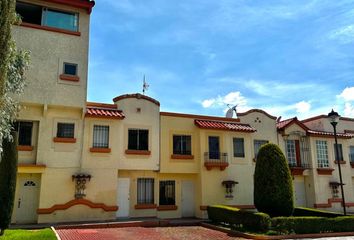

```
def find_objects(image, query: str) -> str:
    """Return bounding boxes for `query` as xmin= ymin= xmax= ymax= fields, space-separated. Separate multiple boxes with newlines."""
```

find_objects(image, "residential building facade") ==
xmin=10 ymin=0 xmax=354 ymax=224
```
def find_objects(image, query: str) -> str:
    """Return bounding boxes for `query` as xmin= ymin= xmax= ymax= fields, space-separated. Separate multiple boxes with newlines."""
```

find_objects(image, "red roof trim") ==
xmin=277 ymin=117 xmax=309 ymax=131
xmin=45 ymin=0 xmax=95 ymax=14
xmin=113 ymin=93 xmax=160 ymax=107
xmin=194 ymin=119 xmax=256 ymax=133
xmin=302 ymin=115 xmax=354 ymax=123
xmin=237 ymin=109 xmax=277 ymax=120
xmin=307 ymin=130 xmax=353 ymax=139
xmin=85 ymin=105 xmax=125 ymax=120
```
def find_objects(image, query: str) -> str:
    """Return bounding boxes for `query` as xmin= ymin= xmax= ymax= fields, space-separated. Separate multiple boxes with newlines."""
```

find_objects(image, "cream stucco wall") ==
xmin=12 ymin=0 xmax=90 ymax=108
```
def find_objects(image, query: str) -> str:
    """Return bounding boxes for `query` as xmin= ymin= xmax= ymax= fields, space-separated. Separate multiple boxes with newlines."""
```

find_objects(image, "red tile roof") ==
xmin=194 ymin=119 xmax=256 ymax=132
xmin=85 ymin=103 xmax=124 ymax=119
xmin=307 ymin=130 xmax=353 ymax=139
xmin=276 ymin=117 xmax=308 ymax=131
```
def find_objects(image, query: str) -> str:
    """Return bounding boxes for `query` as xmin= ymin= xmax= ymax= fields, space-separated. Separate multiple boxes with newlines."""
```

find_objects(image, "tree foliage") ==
xmin=0 ymin=132 xmax=18 ymax=236
xmin=254 ymin=143 xmax=294 ymax=217
xmin=0 ymin=0 xmax=30 ymax=145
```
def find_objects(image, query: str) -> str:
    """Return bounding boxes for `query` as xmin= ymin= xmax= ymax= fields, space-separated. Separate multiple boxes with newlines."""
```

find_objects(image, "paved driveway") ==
xmin=56 ymin=226 xmax=244 ymax=240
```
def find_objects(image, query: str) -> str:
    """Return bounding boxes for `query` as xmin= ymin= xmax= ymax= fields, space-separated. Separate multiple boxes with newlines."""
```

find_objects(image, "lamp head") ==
xmin=328 ymin=109 xmax=340 ymax=125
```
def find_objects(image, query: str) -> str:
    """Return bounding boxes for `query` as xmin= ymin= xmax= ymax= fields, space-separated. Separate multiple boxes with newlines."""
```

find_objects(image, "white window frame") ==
xmin=316 ymin=140 xmax=329 ymax=168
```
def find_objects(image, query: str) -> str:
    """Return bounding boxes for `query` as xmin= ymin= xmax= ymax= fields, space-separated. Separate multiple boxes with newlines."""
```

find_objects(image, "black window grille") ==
xmin=334 ymin=143 xmax=344 ymax=161
xmin=14 ymin=121 xmax=33 ymax=146
xmin=57 ymin=123 xmax=75 ymax=138
xmin=159 ymin=181 xmax=175 ymax=205
xmin=128 ymin=129 xmax=148 ymax=150
xmin=137 ymin=178 xmax=154 ymax=204
xmin=173 ymin=135 xmax=191 ymax=155
xmin=93 ymin=125 xmax=109 ymax=148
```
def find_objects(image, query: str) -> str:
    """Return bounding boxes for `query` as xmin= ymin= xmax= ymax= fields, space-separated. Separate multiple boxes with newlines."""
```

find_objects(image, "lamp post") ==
xmin=328 ymin=109 xmax=346 ymax=215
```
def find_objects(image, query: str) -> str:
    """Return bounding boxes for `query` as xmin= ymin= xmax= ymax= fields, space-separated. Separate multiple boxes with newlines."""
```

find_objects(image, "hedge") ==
xmin=207 ymin=205 xmax=270 ymax=231
xmin=293 ymin=207 xmax=343 ymax=218
xmin=271 ymin=216 xmax=354 ymax=234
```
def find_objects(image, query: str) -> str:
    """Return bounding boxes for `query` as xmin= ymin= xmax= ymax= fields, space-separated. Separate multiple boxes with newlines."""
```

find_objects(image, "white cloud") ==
xmin=202 ymin=99 xmax=215 ymax=108
xmin=329 ymin=25 xmax=354 ymax=44
xmin=344 ymin=102 xmax=354 ymax=117
xmin=201 ymin=91 xmax=248 ymax=111
xmin=295 ymin=101 xmax=311 ymax=113
xmin=338 ymin=87 xmax=354 ymax=101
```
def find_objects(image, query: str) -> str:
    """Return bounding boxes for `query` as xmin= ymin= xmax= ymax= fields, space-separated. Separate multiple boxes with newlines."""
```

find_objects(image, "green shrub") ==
xmin=293 ymin=207 xmax=343 ymax=218
xmin=271 ymin=216 xmax=354 ymax=234
xmin=254 ymin=143 xmax=294 ymax=217
xmin=207 ymin=205 xmax=271 ymax=231
xmin=0 ymin=132 xmax=18 ymax=235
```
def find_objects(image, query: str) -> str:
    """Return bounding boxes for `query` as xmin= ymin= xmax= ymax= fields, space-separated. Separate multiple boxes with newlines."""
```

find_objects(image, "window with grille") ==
xmin=233 ymin=138 xmax=245 ymax=158
xmin=93 ymin=125 xmax=109 ymax=148
xmin=316 ymin=140 xmax=329 ymax=168
xmin=173 ymin=135 xmax=191 ymax=155
xmin=137 ymin=178 xmax=154 ymax=204
xmin=334 ymin=143 xmax=343 ymax=161
xmin=254 ymin=140 xmax=268 ymax=159
xmin=57 ymin=123 xmax=75 ymax=138
xmin=159 ymin=181 xmax=175 ymax=205
xmin=331 ymin=185 xmax=339 ymax=198
xmin=286 ymin=140 xmax=297 ymax=166
xmin=128 ymin=129 xmax=148 ymax=150
xmin=14 ymin=121 xmax=33 ymax=146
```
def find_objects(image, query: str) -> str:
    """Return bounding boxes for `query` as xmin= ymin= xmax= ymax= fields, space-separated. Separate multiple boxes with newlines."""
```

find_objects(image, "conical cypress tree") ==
xmin=254 ymin=143 xmax=294 ymax=217
xmin=0 ymin=132 xmax=18 ymax=235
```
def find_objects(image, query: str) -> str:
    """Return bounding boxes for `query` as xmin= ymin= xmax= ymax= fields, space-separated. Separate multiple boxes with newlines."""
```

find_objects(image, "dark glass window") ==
xmin=57 ymin=123 xmax=75 ymax=138
xmin=233 ymin=138 xmax=245 ymax=157
xmin=137 ymin=178 xmax=154 ymax=204
xmin=173 ymin=135 xmax=191 ymax=155
xmin=254 ymin=140 xmax=268 ymax=158
xmin=334 ymin=143 xmax=343 ymax=161
xmin=350 ymin=146 xmax=354 ymax=163
xmin=15 ymin=2 xmax=78 ymax=32
xmin=128 ymin=129 xmax=148 ymax=150
xmin=63 ymin=63 xmax=77 ymax=76
xmin=14 ymin=121 xmax=33 ymax=146
xmin=159 ymin=181 xmax=175 ymax=205
xmin=208 ymin=136 xmax=220 ymax=159
xmin=16 ymin=2 xmax=42 ymax=25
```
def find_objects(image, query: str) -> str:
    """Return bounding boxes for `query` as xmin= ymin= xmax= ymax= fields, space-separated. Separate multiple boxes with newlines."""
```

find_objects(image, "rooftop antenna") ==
xmin=226 ymin=104 xmax=238 ymax=118
xmin=142 ymin=75 xmax=149 ymax=95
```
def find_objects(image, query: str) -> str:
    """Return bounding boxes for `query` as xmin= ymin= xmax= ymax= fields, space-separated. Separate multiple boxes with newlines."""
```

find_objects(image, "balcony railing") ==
xmin=288 ymin=162 xmax=311 ymax=175
xmin=204 ymin=152 xmax=228 ymax=171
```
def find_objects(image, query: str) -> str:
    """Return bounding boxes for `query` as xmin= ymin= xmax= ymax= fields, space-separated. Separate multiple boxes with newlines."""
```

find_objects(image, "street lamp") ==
xmin=328 ymin=109 xmax=346 ymax=215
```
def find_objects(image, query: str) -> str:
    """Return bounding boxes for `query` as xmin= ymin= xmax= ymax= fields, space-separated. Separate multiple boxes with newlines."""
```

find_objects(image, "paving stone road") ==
xmin=56 ymin=226 xmax=245 ymax=240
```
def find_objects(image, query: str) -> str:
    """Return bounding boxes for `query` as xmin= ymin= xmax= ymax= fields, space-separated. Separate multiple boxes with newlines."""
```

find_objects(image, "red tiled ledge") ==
xmin=316 ymin=168 xmax=334 ymax=175
xmin=59 ymin=74 xmax=80 ymax=82
xmin=171 ymin=154 xmax=194 ymax=160
xmin=53 ymin=137 xmax=77 ymax=143
xmin=134 ymin=204 xmax=157 ymax=209
xmin=290 ymin=167 xmax=306 ymax=176
xmin=90 ymin=147 xmax=111 ymax=153
xmin=125 ymin=150 xmax=151 ymax=155
xmin=157 ymin=205 xmax=178 ymax=211
xmin=20 ymin=22 xmax=81 ymax=36
xmin=204 ymin=162 xmax=229 ymax=171
xmin=17 ymin=145 xmax=33 ymax=151
xmin=37 ymin=199 xmax=118 ymax=214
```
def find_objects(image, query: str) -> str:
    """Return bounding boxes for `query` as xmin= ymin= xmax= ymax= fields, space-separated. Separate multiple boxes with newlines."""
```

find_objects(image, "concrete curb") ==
xmin=51 ymin=226 xmax=61 ymax=240
xmin=201 ymin=222 xmax=354 ymax=239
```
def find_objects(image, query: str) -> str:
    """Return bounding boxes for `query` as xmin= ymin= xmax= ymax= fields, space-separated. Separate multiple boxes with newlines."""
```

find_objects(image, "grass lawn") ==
xmin=1 ymin=228 xmax=56 ymax=240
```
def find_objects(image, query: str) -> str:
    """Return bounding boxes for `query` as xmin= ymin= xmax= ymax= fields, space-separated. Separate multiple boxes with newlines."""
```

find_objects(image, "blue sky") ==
xmin=87 ymin=0 xmax=354 ymax=120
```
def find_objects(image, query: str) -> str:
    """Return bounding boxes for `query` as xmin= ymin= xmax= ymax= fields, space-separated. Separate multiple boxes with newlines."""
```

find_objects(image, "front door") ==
xmin=294 ymin=181 xmax=306 ymax=207
xmin=208 ymin=136 xmax=220 ymax=159
xmin=16 ymin=175 xmax=40 ymax=223
xmin=117 ymin=178 xmax=130 ymax=218
xmin=181 ymin=180 xmax=195 ymax=217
